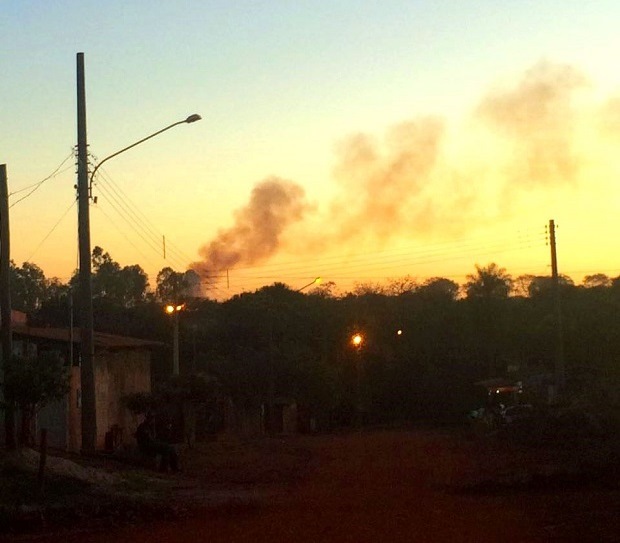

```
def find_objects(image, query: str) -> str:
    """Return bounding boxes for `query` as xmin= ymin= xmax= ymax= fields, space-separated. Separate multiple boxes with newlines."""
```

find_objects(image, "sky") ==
xmin=2 ymin=1 xmax=620 ymax=299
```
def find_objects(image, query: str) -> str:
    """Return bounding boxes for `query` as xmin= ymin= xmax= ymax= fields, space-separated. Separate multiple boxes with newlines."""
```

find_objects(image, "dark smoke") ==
xmin=192 ymin=61 xmax=610 ymax=284
xmin=190 ymin=177 xmax=309 ymax=277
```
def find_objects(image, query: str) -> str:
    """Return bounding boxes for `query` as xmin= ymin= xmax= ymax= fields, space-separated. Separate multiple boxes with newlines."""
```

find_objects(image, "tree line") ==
xmin=9 ymin=249 xmax=620 ymax=430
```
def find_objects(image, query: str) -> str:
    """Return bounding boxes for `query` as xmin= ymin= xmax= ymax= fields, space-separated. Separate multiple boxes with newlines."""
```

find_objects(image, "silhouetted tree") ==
xmin=582 ymin=273 xmax=611 ymax=288
xmin=155 ymin=267 xmax=197 ymax=303
xmin=10 ymin=261 xmax=48 ymax=314
xmin=4 ymin=352 xmax=70 ymax=447
xmin=465 ymin=263 xmax=513 ymax=299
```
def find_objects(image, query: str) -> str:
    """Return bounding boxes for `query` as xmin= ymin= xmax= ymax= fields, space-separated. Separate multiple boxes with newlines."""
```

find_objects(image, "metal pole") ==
xmin=0 ymin=164 xmax=16 ymax=449
xmin=173 ymin=311 xmax=180 ymax=375
xmin=77 ymin=52 xmax=97 ymax=453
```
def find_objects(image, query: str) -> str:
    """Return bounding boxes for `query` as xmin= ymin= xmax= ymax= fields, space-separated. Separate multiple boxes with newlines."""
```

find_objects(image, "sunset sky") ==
xmin=2 ymin=1 xmax=620 ymax=299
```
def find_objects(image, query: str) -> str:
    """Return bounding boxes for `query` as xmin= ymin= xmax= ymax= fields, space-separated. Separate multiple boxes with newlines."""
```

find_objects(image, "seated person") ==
xmin=135 ymin=412 xmax=179 ymax=472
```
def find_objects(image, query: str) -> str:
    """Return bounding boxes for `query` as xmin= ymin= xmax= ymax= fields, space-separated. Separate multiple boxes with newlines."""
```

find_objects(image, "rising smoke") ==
xmin=476 ymin=61 xmax=588 ymax=190
xmin=192 ymin=61 xmax=615 ymax=281
xmin=190 ymin=178 xmax=309 ymax=278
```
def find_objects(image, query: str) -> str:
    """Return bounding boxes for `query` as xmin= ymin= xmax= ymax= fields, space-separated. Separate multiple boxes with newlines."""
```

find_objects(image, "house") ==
xmin=7 ymin=315 xmax=162 ymax=452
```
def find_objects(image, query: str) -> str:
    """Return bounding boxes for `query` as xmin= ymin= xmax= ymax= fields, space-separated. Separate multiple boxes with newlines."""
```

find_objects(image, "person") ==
xmin=135 ymin=412 xmax=179 ymax=472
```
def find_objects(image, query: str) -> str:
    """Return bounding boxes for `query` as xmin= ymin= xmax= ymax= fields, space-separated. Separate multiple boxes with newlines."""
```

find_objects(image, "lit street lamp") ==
xmin=351 ymin=333 xmax=363 ymax=349
xmin=350 ymin=332 xmax=364 ymax=427
xmin=165 ymin=304 xmax=185 ymax=375
xmin=88 ymin=114 xmax=202 ymax=190
xmin=296 ymin=277 xmax=322 ymax=293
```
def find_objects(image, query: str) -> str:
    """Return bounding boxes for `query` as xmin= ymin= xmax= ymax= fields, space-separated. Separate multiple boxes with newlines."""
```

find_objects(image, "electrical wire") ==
xmin=25 ymin=199 xmax=77 ymax=263
xmin=92 ymin=204 xmax=159 ymax=271
xmin=214 ymin=231 xmax=547 ymax=282
xmin=90 ymin=160 xmax=193 ymax=270
xmin=205 ymin=229 xmax=549 ymax=296
xmin=9 ymin=152 xmax=74 ymax=208
xmin=94 ymin=180 xmax=189 ymax=271
xmin=95 ymin=185 xmax=168 ymax=258
xmin=82 ymin=158 xmax=562 ymax=298
xmin=90 ymin=157 xmax=195 ymax=267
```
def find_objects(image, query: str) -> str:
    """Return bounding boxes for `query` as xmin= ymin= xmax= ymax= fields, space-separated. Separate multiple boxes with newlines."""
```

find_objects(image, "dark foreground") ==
xmin=6 ymin=428 xmax=620 ymax=542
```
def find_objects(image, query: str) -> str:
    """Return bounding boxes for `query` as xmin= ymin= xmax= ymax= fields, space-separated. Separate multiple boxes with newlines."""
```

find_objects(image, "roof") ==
xmin=13 ymin=325 xmax=164 ymax=350
xmin=474 ymin=378 xmax=518 ymax=390
xmin=0 ymin=310 xmax=28 ymax=325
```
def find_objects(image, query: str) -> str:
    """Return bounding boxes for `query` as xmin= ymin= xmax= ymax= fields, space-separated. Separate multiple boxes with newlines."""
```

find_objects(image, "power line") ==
xmin=25 ymin=199 xmax=77 ymax=263
xmin=95 ymin=185 xmax=165 ymax=255
xmin=9 ymin=152 xmax=74 ymax=208
xmin=94 ymin=168 xmax=165 ymax=248
xmin=216 ymin=231 xmax=546 ymax=283
xmin=206 ymin=229 xmax=548 ymax=295
xmin=93 ymin=204 xmax=159 ymax=271
xmin=90 ymin=159 xmax=193 ymax=270
xmin=214 ymin=230 xmax=546 ymax=278
xmin=94 ymin=178 xmax=188 ymax=270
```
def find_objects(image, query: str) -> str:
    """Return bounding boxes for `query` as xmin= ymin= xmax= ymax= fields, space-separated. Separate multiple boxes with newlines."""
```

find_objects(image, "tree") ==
xmin=416 ymin=277 xmax=459 ymax=302
xmin=10 ymin=261 xmax=48 ymax=314
xmin=350 ymin=282 xmax=386 ymax=296
xmin=464 ymin=264 xmax=514 ymax=378
xmin=513 ymin=274 xmax=536 ymax=298
xmin=310 ymin=280 xmax=338 ymax=298
xmin=118 ymin=264 xmax=150 ymax=307
xmin=465 ymin=263 xmax=513 ymax=300
xmin=384 ymin=275 xmax=418 ymax=296
xmin=528 ymin=274 xmax=574 ymax=298
xmin=3 ymin=352 xmax=70 ymax=447
xmin=90 ymin=247 xmax=149 ymax=307
xmin=31 ymin=278 xmax=72 ymax=327
xmin=582 ymin=273 xmax=611 ymax=288
xmin=156 ymin=267 xmax=195 ymax=303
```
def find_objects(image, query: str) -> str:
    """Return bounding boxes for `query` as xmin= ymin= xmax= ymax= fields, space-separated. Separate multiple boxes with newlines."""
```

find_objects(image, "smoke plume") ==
xmin=476 ymin=61 xmax=588 ymax=188
xmin=190 ymin=177 xmax=309 ymax=277
xmin=328 ymin=117 xmax=445 ymax=243
xmin=192 ymin=60 xmax=614 ymax=283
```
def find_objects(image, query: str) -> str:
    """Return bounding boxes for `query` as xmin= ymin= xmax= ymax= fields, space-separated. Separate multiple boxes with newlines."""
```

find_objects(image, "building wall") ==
xmin=94 ymin=349 xmax=151 ymax=449
xmin=67 ymin=366 xmax=81 ymax=451
xmin=40 ymin=366 xmax=82 ymax=452
xmin=37 ymin=399 xmax=67 ymax=449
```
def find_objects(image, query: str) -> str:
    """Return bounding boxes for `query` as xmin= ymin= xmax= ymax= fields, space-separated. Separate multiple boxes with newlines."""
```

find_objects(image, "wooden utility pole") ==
xmin=0 ymin=164 xmax=16 ymax=449
xmin=77 ymin=52 xmax=97 ymax=453
xmin=549 ymin=219 xmax=565 ymax=396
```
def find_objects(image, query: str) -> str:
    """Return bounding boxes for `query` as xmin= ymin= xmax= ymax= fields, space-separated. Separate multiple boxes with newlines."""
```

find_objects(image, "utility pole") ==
xmin=76 ymin=52 xmax=97 ymax=453
xmin=173 ymin=310 xmax=180 ymax=375
xmin=549 ymin=219 xmax=565 ymax=397
xmin=0 ymin=164 xmax=15 ymax=449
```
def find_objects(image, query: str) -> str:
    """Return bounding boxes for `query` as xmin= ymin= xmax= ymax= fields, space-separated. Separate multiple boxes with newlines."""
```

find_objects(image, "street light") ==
xmin=75 ymin=73 xmax=201 ymax=452
xmin=165 ymin=304 xmax=185 ymax=375
xmin=296 ymin=277 xmax=322 ymax=293
xmin=89 ymin=114 xmax=202 ymax=191
xmin=351 ymin=333 xmax=363 ymax=348
xmin=350 ymin=332 xmax=364 ymax=427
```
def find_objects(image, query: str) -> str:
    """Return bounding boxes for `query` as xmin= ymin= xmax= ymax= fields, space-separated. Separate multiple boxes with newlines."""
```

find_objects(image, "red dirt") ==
xmin=12 ymin=428 xmax=620 ymax=543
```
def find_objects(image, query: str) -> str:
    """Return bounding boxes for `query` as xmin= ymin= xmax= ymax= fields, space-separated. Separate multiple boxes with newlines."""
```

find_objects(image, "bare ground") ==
xmin=4 ymin=426 xmax=620 ymax=542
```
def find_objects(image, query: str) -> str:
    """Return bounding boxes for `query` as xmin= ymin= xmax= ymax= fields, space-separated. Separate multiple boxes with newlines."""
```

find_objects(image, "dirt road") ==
xmin=14 ymin=428 xmax=620 ymax=542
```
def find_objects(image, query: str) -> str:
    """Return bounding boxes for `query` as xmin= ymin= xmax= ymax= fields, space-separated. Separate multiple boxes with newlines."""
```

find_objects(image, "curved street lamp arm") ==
xmin=89 ymin=114 xmax=201 ymax=188
xmin=297 ymin=277 xmax=322 ymax=292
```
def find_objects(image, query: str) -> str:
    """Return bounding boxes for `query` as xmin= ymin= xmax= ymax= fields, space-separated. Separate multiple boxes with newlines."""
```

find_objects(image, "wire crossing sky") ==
xmin=2 ymin=1 xmax=620 ymax=297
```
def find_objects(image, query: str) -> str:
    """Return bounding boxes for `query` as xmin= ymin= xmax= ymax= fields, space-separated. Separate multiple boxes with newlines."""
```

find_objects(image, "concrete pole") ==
xmin=77 ymin=53 xmax=97 ymax=453
xmin=173 ymin=310 xmax=180 ymax=375
xmin=0 ymin=164 xmax=16 ymax=449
